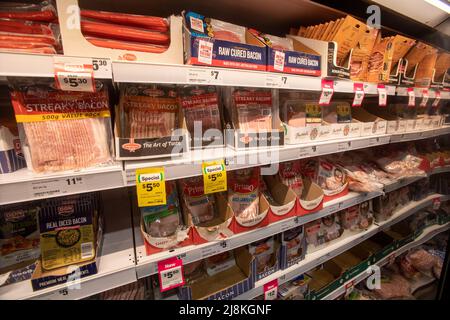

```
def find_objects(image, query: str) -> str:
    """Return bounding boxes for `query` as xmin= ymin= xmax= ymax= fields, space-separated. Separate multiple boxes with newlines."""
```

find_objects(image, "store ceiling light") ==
xmin=424 ymin=0 xmax=450 ymax=14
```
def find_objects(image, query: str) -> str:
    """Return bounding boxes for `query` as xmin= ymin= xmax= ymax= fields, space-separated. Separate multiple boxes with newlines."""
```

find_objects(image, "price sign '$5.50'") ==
xmin=135 ymin=167 xmax=166 ymax=207
xmin=202 ymin=159 xmax=227 ymax=194
xmin=53 ymin=56 xmax=95 ymax=92
xmin=158 ymin=257 xmax=185 ymax=292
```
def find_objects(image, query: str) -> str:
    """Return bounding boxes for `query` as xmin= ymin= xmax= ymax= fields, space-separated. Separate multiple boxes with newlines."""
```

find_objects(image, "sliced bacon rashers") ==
xmin=80 ymin=10 xmax=168 ymax=32
xmin=81 ymin=20 xmax=170 ymax=45
xmin=128 ymin=107 xmax=176 ymax=139
xmin=85 ymin=36 xmax=168 ymax=53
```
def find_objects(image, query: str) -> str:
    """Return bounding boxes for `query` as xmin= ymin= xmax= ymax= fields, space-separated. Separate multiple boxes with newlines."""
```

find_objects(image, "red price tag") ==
xmin=158 ymin=257 xmax=185 ymax=292
xmin=433 ymin=197 xmax=441 ymax=210
xmin=53 ymin=56 xmax=95 ymax=92
xmin=407 ymin=88 xmax=415 ymax=107
xmin=432 ymin=91 xmax=441 ymax=107
xmin=388 ymin=253 xmax=396 ymax=265
xmin=352 ymin=83 xmax=364 ymax=107
xmin=319 ymin=79 xmax=334 ymax=105
xmin=263 ymin=279 xmax=278 ymax=300
xmin=378 ymin=84 xmax=387 ymax=106
xmin=344 ymin=280 xmax=354 ymax=296
xmin=420 ymin=89 xmax=429 ymax=107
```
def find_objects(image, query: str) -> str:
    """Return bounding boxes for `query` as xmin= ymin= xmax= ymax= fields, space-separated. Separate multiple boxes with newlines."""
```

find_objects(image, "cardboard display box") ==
xmin=351 ymin=107 xmax=387 ymax=136
xmin=56 ymin=0 xmax=183 ymax=64
xmin=229 ymin=193 xmax=270 ymax=234
xmin=262 ymin=175 xmax=298 ymax=223
xmin=249 ymin=236 xmax=281 ymax=281
xmin=298 ymin=178 xmax=324 ymax=216
xmin=182 ymin=11 xmax=267 ymax=71
xmin=362 ymin=106 xmax=407 ymax=134
xmin=178 ymin=247 xmax=255 ymax=300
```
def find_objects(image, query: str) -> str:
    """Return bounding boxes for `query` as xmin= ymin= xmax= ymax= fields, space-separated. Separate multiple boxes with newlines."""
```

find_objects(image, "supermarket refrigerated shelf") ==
xmin=0 ymin=190 xmax=136 ymax=300
xmin=234 ymin=193 xmax=450 ymax=300
xmin=322 ymin=222 xmax=450 ymax=300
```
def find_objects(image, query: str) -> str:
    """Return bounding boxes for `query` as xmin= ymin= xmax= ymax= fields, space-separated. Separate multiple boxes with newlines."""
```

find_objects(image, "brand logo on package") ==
xmin=122 ymin=139 xmax=142 ymax=152
xmin=4 ymin=210 xmax=25 ymax=222
xmin=58 ymin=204 xmax=75 ymax=216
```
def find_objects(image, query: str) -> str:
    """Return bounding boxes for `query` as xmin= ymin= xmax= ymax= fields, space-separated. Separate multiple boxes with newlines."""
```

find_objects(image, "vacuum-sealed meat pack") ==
xmin=9 ymin=80 xmax=113 ymax=173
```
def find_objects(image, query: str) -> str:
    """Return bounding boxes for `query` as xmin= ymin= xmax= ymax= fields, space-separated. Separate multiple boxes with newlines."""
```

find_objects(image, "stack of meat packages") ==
xmin=0 ymin=1 xmax=61 ymax=54
xmin=79 ymin=9 xmax=170 ymax=54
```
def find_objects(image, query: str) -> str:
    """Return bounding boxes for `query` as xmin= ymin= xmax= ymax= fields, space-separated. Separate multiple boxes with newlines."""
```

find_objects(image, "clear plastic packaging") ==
xmin=209 ymin=18 xmax=246 ymax=44
xmin=281 ymin=100 xmax=322 ymax=127
xmin=9 ymin=79 xmax=113 ymax=173
xmin=322 ymin=101 xmax=352 ymax=123
xmin=249 ymin=236 xmax=277 ymax=275
xmin=279 ymin=160 xmax=303 ymax=196
xmin=0 ymin=1 xmax=57 ymax=22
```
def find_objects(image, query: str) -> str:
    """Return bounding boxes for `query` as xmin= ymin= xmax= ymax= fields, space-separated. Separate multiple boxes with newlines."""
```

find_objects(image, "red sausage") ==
xmin=81 ymin=20 xmax=169 ymax=45
xmin=80 ymin=10 xmax=168 ymax=32
xmin=0 ymin=19 xmax=54 ymax=36
xmin=85 ymin=36 xmax=168 ymax=53
xmin=0 ymin=33 xmax=57 ymax=46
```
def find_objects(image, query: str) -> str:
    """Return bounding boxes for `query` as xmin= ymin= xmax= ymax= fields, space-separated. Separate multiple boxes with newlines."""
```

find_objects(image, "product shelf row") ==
xmin=322 ymin=222 xmax=450 ymax=300
xmin=2 ymin=127 xmax=450 ymax=206
xmin=0 ymin=52 xmax=448 ymax=98
xmin=234 ymin=193 xmax=450 ymax=300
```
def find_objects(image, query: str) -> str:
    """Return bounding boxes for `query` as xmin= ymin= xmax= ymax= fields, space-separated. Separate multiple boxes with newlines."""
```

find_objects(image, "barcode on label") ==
xmin=81 ymin=242 xmax=94 ymax=259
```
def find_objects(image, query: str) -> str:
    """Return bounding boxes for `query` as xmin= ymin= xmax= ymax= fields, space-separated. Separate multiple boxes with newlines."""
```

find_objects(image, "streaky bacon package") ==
xmin=116 ymin=83 xmax=188 ymax=160
xmin=9 ymin=78 xmax=113 ymax=173
xmin=183 ymin=11 xmax=267 ymax=71
xmin=227 ymin=167 xmax=269 ymax=233
xmin=179 ymin=176 xmax=233 ymax=244
xmin=0 ymin=1 xmax=62 ymax=54
xmin=178 ymin=85 xmax=223 ymax=148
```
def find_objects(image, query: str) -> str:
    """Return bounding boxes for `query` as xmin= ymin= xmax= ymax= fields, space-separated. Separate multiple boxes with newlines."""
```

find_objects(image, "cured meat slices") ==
xmin=227 ymin=167 xmax=260 ymax=223
xmin=232 ymin=89 xmax=273 ymax=133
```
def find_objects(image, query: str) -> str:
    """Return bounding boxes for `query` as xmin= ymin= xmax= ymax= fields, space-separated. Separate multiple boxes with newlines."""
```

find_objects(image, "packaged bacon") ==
xmin=279 ymin=160 xmax=303 ymax=197
xmin=178 ymin=85 xmax=223 ymax=148
xmin=229 ymin=88 xmax=273 ymax=133
xmin=9 ymin=79 xmax=113 ymax=173
xmin=179 ymin=176 xmax=220 ymax=227
xmin=281 ymin=99 xmax=322 ymax=128
xmin=249 ymin=30 xmax=294 ymax=51
xmin=0 ymin=1 xmax=57 ymax=22
xmin=119 ymin=84 xmax=179 ymax=139
xmin=249 ymin=236 xmax=279 ymax=279
xmin=227 ymin=167 xmax=260 ymax=225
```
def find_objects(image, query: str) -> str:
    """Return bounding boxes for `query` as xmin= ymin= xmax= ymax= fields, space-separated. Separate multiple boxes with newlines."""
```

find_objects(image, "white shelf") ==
xmin=322 ymin=222 xmax=450 ymax=300
xmin=0 ymin=52 xmax=112 ymax=79
xmin=0 ymin=164 xmax=124 ymax=206
xmin=396 ymin=86 xmax=450 ymax=99
xmin=234 ymin=193 xmax=449 ymax=300
xmin=0 ymin=189 xmax=136 ymax=300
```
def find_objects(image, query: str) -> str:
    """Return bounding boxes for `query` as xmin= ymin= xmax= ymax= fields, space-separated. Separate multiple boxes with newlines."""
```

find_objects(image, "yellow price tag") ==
xmin=136 ymin=167 xmax=166 ymax=207
xmin=202 ymin=160 xmax=227 ymax=194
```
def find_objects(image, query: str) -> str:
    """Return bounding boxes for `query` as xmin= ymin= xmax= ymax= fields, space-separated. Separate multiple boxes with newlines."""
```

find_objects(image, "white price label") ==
xmin=368 ymin=137 xmax=380 ymax=146
xmin=186 ymin=68 xmax=223 ymax=84
xmin=319 ymin=80 xmax=334 ymax=105
xmin=265 ymin=74 xmax=289 ymax=88
xmin=353 ymin=83 xmax=365 ymax=106
xmin=378 ymin=85 xmax=387 ymax=106
xmin=420 ymin=90 xmax=429 ymax=107
xmin=273 ymin=50 xmax=285 ymax=71
xmin=337 ymin=142 xmax=351 ymax=152
xmin=197 ymin=39 xmax=213 ymax=65
xmin=29 ymin=177 xmax=85 ymax=199
xmin=264 ymin=279 xmax=278 ymax=300
xmin=407 ymin=88 xmax=415 ymax=106
xmin=53 ymin=57 xmax=95 ymax=92
xmin=200 ymin=240 xmax=228 ymax=258
xmin=432 ymin=91 xmax=441 ymax=107
xmin=298 ymin=146 xmax=315 ymax=158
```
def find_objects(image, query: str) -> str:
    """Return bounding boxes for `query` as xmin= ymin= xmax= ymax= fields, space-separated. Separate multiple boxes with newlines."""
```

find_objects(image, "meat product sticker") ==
xmin=197 ymin=39 xmax=213 ymax=65
xmin=407 ymin=88 xmax=415 ymax=107
xmin=263 ymin=279 xmax=278 ymax=300
xmin=202 ymin=159 xmax=227 ymax=194
xmin=377 ymin=84 xmax=387 ymax=106
xmin=158 ymin=256 xmax=185 ymax=292
xmin=433 ymin=197 xmax=441 ymax=210
xmin=136 ymin=167 xmax=167 ymax=207
xmin=319 ymin=79 xmax=334 ymax=105
xmin=352 ymin=83 xmax=364 ymax=107
xmin=420 ymin=89 xmax=429 ymax=107
xmin=53 ymin=56 xmax=95 ymax=93
xmin=432 ymin=91 xmax=441 ymax=107
xmin=273 ymin=50 xmax=285 ymax=72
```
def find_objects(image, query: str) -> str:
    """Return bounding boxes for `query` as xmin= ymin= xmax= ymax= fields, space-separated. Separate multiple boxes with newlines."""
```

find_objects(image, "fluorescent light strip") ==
xmin=424 ymin=0 xmax=450 ymax=14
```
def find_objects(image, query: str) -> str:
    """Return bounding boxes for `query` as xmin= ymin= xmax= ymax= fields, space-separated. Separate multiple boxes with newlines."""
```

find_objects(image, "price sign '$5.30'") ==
xmin=202 ymin=159 xmax=227 ymax=194
xmin=158 ymin=257 xmax=185 ymax=292
xmin=53 ymin=56 xmax=95 ymax=92
xmin=135 ymin=167 xmax=166 ymax=207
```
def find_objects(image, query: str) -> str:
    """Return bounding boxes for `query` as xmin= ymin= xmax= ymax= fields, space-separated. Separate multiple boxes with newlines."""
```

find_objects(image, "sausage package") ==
xmin=339 ymin=201 xmax=374 ymax=232
xmin=305 ymin=213 xmax=343 ymax=248
xmin=223 ymin=87 xmax=284 ymax=149
xmin=178 ymin=85 xmax=223 ymax=148
xmin=116 ymin=83 xmax=189 ymax=159
xmin=140 ymin=181 xmax=191 ymax=255
xmin=228 ymin=167 xmax=269 ymax=233
xmin=183 ymin=11 xmax=267 ymax=71
xmin=280 ymin=225 xmax=307 ymax=269
xmin=249 ymin=236 xmax=280 ymax=281
xmin=9 ymin=79 xmax=114 ymax=173
xmin=179 ymin=177 xmax=233 ymax=244
xmin=56 ymin=0 xmax=182 ymax=63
